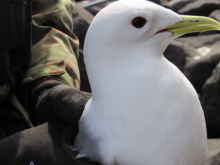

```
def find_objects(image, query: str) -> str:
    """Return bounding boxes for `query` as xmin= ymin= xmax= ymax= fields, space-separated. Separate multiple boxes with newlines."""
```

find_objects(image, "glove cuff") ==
xmin=29 ymin=78 xmax=64 ymax=125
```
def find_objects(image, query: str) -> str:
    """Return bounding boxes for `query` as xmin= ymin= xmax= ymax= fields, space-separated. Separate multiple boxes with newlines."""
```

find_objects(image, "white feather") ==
xmin=74 ymin=1 xmax=207 ymax=165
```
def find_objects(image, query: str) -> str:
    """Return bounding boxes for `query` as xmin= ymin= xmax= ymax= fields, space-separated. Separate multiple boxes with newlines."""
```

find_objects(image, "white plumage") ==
xmin=74 ymin=1 xmax=207 ymax=165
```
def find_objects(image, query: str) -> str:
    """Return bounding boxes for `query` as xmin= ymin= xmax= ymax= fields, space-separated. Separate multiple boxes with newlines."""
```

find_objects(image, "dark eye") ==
xmin=132 ymin=17 xmax=147 ymax=28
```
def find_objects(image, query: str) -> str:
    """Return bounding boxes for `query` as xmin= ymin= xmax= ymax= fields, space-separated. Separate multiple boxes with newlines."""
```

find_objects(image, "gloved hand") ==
xmin=0 ymin=80 xmax=97 ymax=165
xmin=30 ymin=79 xmax=91 ymax=125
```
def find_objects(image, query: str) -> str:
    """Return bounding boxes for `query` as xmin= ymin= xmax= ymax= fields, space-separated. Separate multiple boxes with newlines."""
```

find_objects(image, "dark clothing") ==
xmin=0 ymin=0 xmax=97 ymax=164
xmin=0 ymin=0 xmax=80 ymax=137
xmin=0 ymin=120 xmax=99 ymax=165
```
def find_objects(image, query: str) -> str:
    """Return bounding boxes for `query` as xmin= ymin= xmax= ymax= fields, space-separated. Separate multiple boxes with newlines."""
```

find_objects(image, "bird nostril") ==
xmin=189 ymin=20 xmax=200 ymax=23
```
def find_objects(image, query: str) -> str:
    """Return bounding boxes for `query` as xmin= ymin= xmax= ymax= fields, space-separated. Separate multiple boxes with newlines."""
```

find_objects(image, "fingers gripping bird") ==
xmin=74 ymin=0 xmax=220 ymax=164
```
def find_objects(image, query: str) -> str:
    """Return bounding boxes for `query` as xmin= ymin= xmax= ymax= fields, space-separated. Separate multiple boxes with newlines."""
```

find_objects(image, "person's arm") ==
xmin=24 ymin=0 xmax=90 ymax=125
xmin=24 ymin=0 xmax=80 ymax=89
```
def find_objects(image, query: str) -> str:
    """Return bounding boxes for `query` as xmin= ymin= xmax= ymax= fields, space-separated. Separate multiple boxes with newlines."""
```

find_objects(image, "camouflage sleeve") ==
xmin=23 ymin=0 xmax=80 ymax=89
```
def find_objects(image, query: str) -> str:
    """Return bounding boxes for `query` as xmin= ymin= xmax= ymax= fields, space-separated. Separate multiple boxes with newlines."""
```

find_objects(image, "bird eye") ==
xmin=132 ymin=17 xmax=147 ymax=28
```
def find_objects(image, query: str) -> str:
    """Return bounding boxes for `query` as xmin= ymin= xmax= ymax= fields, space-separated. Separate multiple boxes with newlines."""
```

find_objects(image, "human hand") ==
xmin=35 ymin=84 xmax=91 ymax=125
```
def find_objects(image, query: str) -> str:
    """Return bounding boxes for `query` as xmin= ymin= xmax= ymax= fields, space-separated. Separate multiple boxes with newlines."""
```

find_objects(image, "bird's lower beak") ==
xmin=166 ymin=15 xmax=220 ymax=36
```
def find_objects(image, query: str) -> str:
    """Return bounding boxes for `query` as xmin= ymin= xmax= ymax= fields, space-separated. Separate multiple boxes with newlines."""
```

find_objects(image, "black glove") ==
xmin=30 ymin=82 xmax=91 ymax=125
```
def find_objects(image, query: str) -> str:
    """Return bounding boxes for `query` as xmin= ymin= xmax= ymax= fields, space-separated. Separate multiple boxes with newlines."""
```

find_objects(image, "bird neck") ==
xmin=84 ymin=43 xmax=165 ymax=100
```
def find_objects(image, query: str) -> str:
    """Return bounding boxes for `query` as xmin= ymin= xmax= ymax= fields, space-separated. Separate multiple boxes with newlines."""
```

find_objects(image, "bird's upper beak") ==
xmin=166 ymin=15 xmax=220 ymax=36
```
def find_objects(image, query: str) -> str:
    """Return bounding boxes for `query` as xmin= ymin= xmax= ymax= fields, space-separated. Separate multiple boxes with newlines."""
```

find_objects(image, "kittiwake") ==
xmin=74 ymin=0 xmax=220 ymax=165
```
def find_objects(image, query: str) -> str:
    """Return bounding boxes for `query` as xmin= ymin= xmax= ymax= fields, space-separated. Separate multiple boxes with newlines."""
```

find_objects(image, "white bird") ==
xmin=74 ymin=0 xmax=220 ymax=165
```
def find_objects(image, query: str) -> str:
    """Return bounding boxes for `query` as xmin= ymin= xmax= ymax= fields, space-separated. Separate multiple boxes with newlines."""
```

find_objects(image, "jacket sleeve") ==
xmin=23 ymin=0 xmax=80 ymax=89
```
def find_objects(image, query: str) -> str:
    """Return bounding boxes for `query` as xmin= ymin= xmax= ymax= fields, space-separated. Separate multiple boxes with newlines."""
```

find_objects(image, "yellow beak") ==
xmin=167 ymin=15 xmax=220 ymax=36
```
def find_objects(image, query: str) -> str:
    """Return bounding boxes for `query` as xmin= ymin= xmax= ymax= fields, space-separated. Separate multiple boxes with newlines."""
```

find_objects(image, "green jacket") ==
xmin=0 ymin=0 xmax=80 ymax=126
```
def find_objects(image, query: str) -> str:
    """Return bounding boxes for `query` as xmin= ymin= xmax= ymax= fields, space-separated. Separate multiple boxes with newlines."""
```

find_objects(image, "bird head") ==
xmin=83 ymin=0 xmax=220 ymax=97
xmin=84 ymin=0 xmax=220 ymax=55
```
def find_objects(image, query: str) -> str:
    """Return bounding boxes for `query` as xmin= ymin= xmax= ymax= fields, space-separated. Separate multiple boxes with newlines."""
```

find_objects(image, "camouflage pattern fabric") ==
xmin=0 ymin=0 xmax=80 ymax=131
xmin=24 ymin=0 xmax=80 ymax=88
xmin=0 ymin=83 xmax=11 ymax=104
xmin=0 ymin=70 xmax=16 ymax=103
xmin=0 ymin=0 xmax=80 ymax=103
